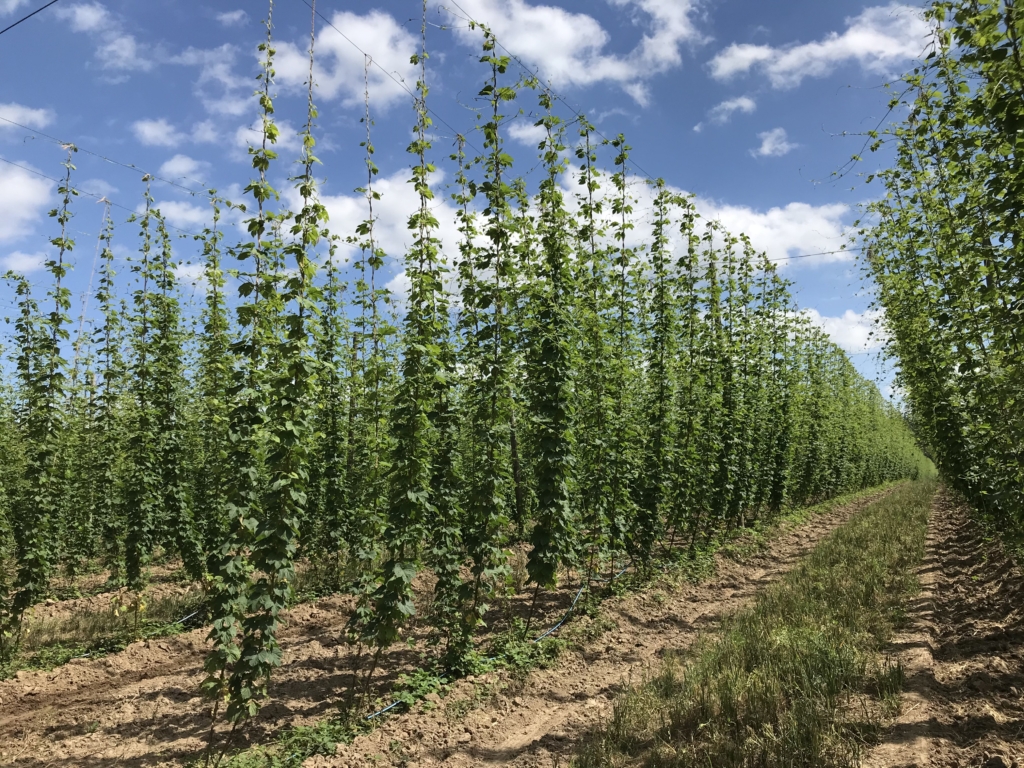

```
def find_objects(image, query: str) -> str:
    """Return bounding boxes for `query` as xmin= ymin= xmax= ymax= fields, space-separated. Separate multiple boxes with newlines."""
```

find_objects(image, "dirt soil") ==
xmin=314 ymin=489 xmax=896 ymax=768
xmin=864 ymin=489 xmax=1024 ymax=768
xmin=0 ymin=488 xmax=889 ymax=768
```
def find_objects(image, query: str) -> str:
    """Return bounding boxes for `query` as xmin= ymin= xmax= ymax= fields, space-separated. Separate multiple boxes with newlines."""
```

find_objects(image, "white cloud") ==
xmin=709 ymin=45 xmax=774 ymax=81
xmin=305 ymin=167 xmax=464 ymax=274
xmin=132 ymin=119 xmax=222 ymax=148
xmin=191 ymin=120 xmax=219 ymax=143
xmin=0 ymin=103 xmax=55 ymax=131
xmin=508 ymin=121 xmax=547 ymax=147
xmin=1 ymin=251 xmax=46 ymax=273
xmin=710 ymin=95 xmax=756 ymax=122
xmin=449 ymin=0 xmax=705 ymax=105
xmin=79 ymin=178 xmax=117 ymax=198
xmin=752 ymin=127 xmax=798 ymax=157
xmin=709 ymin=4 xmax=930 ymax=88
xmin=174 ymin=262 xmax=208 ymax=292
xmin=802 ymin=308 xmax=887 ymax=353
xmin=385 ymin=270 xmax=412 ymax=307
xmin=276 ymin=10 xmax=418 ymax=110
xmin=97 ymin=32 xmax=153 ymax=72
xmin=54 ymin=1 xmax=110 ymax=32
xmin=171 ymin=45 xmax=250 ymax=117
xmin=694 ymin=95 xmax=755 ymax=131
xmin=216 ymin=10 xmax=247 ymax=27
xmin=56 ymin=2 xmax=153 ymax=73
xmin=0 ymin=163 xmax=53 ymax=243
xmin=159 ymin=154 xmax=209 ymax=181
xmin=695 ymin=198 xmax=853 ymax=265
xmin=154 ymin=201 xmax=209 ymax=230
xmin=0 ymin=0 xmax=30 ymax=14
xmin=132 ymin=118 xmax=185 ymax=147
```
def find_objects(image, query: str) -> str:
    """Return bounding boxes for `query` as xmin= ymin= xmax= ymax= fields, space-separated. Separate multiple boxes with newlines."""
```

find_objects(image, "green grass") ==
xmin=207 ymin=720 xmax=368 ymax=768
xmin=573 ymin=479 xmax=935 ymax=768
xmin=0 ymin=589 xmax=206 ymax=679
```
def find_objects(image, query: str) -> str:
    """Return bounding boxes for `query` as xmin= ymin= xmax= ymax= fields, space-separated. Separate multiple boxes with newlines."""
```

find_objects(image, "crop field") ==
xmin=0 ymin=1 xmax=1021 ymax=767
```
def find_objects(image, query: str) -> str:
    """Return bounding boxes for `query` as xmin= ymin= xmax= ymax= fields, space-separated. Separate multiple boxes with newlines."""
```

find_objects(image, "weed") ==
xmin=871 ymin=657 xmax=906 ymax=717
xmin=0 ymin=589 xmax=205 ymax=679
xmin=573 ymin=480 xmax=934 ymax=768
xmin=488 ymin=619 xmax=567 ymax=683
xmin=211 ymin=718 xmax=369 ymax=768
xmin=392 ymin=666 xmax=446 ymax=707
xmin=564 ymin=610 xmax=618 ymax=646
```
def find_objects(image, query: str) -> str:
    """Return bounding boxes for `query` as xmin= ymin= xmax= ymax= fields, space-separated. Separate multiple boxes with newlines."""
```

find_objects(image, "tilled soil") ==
xmin=0 ymin=488 xmax=890 ymax=768
xmin=315 ymin=489 xmax=896 ymax=768
xmin=864 ymin=489 xmax=1024 ymax=768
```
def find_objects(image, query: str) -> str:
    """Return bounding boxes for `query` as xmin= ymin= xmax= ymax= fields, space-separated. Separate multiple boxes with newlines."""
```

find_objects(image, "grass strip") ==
xmin=574 ymin=478 xmax=936 ymax=768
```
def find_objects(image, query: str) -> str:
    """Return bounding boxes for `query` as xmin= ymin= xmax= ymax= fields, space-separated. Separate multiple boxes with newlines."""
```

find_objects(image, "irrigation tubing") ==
xmin=363 ymin=564 xmax=631 ymax=722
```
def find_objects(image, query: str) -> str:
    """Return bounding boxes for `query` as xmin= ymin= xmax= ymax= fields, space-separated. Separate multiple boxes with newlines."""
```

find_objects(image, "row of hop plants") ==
xmin=0 ymin=0 xmax=929 ymax=734
xmin=865 ymin=0 xmax=1024 ymax=526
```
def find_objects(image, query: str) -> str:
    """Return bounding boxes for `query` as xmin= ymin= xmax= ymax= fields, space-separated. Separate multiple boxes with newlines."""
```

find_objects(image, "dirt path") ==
xmin=314 ymin=488 xmax=897 ymax=768
xmin=864 ymin=488 xmax=1024 ymax=768
xmin=0 ymin=488 xmax=891 ymax=768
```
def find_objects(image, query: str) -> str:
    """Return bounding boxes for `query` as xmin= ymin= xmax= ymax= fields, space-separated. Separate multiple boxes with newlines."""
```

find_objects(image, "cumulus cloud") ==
xmin=191 ymin=121 xmax=219 ymax=144
xmin=156 ymin=201 xmax=209 ymax=229
xmin=171 ymin=45 xmax=250 ymax=117
xmin=55 ymin=2 xmax=154 ymax=73
xmin=695 ymin=198 xmax=853 ymax=265
xmin=313 ymin=168 xmax=463 ymax=266
xmin=132 ymin=119 xmax=218 ymax=148
xmin=276 ymin=11 xmax=418 ymax=110
xmin=54 ymin=1 xmax=109 ymax=32
xmin=694 ymin=95 xmax=755 ymax=131
xmin=709 ymin=3 xmax=930 ymax=88
xmin=132 ymin=118 xmax=185 ymax=147
xmin=802 ymin=308 xmax=887 ymax=353
xmin=449 ymin=0 xmax=705 ymax=105
xmin=751 ymin=127 xmax=798 ymax=157
xmin=508 ymin=121 xmax=548 ymax=147
xmin=174 ymin=262 xmax=208 ymax=292
xmin=0 ymin=163 xmax=53 ymax=243
xmin=0 ymin=251 xmax=46 ymax=273
xmin=0 ymin=102 xmax=54 ymax=131
xmin=0 ymin=0 xmax=31 ymax=14
xmin=275 ymin=167 xmax=465 ymax=308
xmin=216 ymin=10 xmax=247 ymax=27
xmin=79 ymin=178 xmax=117 ymax=198
xmin=158 ymin=154 xmax=209 ymax=181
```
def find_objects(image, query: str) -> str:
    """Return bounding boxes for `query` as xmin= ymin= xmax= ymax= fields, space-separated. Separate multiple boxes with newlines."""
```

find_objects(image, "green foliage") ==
xmin=865 ymin=1 xmax=1023 ymax=525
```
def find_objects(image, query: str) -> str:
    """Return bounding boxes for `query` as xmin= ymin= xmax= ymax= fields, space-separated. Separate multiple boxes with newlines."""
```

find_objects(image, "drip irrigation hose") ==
xmin=361 ymin=564 xmax=631 ymax=722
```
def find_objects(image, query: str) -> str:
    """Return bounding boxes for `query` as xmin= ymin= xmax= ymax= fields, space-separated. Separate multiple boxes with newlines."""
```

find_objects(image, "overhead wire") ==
xmin=0 ymin=156 xmax=201 ymax=237
xmin=768 ymin=246 xmax=864 ymax=263
xmin=0 ymin=0 xmax=60 ymax=37
xmin=436 ymin=2 xmax=873 ymax=268
xmin=1 ymin=2 xmax=869 ymax=269
xmin=440 ymin=0 xmax=662 ymax=184
xmin=299 ymin=0 xmax=484 ymax=157
xmin=0 ymin=114 xmax=211 ymax=195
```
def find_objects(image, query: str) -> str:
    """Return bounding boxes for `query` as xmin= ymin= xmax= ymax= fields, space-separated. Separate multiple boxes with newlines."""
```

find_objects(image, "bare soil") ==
xmin=864 ymin=488 xmax=1024 ymax=768
xmin=0 ymin=488 xmax=889 ymax=768
xmin=316 ymin=489 xmax=896 ymax=768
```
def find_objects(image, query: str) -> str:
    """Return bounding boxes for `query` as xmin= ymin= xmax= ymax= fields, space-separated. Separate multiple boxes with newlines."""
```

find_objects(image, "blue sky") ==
xmin=0 ymin=0 xmax=932 ymax=388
